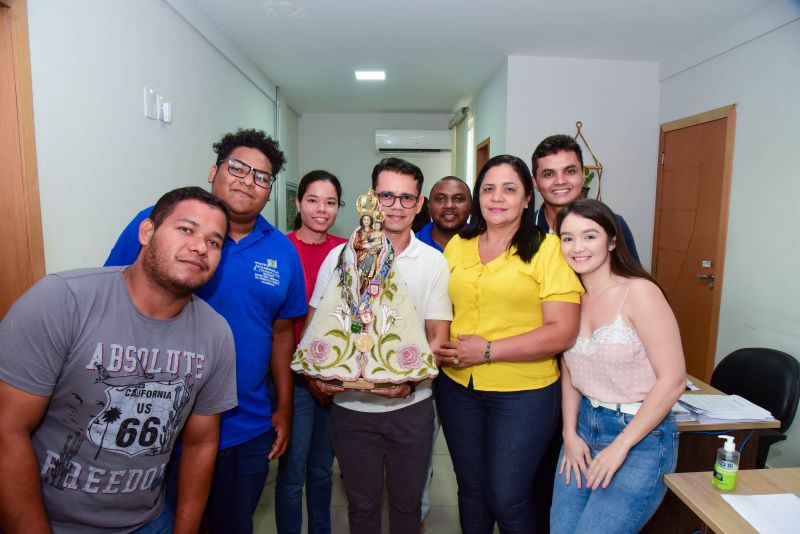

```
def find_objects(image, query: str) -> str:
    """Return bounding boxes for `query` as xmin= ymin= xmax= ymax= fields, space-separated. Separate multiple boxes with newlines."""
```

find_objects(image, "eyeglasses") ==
xmin=223 ymin=158 xmax=275 ymax=189
xmin=376 ymin=191 xmax=419 ymax=209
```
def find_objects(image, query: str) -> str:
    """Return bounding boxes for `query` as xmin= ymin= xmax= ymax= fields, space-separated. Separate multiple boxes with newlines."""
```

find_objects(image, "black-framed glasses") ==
xmin=376 ymin=191 xmax=419 ymax=209
xmin=223 ymin=158 xmax=275 ymax=189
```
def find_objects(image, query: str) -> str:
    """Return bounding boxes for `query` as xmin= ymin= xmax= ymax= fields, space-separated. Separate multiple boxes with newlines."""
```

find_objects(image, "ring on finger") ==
xmin=453 ymin=358 xmax=460 ymax=366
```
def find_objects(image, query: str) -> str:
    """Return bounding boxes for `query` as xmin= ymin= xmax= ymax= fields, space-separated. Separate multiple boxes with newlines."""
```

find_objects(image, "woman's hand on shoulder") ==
xmin=560 ymin=431 xmax=592 ymax=488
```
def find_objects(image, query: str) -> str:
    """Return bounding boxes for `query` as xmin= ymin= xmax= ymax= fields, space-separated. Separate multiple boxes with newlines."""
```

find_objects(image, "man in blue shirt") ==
xmin=531 ymin=134 xmax=640 ymax=262
xmin=105 ymin=129 xmax=307 ymax=534
xmin=416 ymin=176 xmax=472 ymax=253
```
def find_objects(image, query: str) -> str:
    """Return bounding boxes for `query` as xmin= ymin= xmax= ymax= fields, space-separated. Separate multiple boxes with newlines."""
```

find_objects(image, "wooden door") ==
xmin=0 ymin=0 xmax=44 ymax=319
xmin=651 ymin=105 xmax=736 ymax=381
xmin=476 ymin=138 xmax=490 ymax=176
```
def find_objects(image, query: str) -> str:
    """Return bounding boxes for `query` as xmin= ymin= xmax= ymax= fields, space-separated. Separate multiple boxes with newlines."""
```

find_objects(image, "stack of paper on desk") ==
xmin=677 ymin=394 xmax=774 ymax=423
xmin=670 ymin=402 xmax=696 ymax=422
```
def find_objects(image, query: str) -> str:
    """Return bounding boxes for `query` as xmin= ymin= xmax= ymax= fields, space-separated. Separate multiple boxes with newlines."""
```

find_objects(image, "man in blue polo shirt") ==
xmin=416 ymin=176 xmax=472 ymax=253
xmin=531 ymin=134 xmax=640 ymax=262
xmin=105 ymin=129 xmax=307 ymax=534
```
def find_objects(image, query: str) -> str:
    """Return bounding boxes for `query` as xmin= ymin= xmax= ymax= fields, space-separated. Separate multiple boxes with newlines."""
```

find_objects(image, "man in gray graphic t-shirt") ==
xmin=0 ymin=187 xmax=237 ymax=534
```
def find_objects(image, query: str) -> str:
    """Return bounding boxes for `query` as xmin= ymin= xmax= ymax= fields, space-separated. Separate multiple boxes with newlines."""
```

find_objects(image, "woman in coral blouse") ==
xmin=435 ymin=155 xmax=583 ymax=533
xmin=551 ymin=199 xmax=686 ymax=533
xmin=276 ymin=170 xmax=346 ymax=534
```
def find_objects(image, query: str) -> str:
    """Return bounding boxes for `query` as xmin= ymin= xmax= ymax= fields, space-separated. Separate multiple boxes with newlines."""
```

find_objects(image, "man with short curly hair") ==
xmin=106 ymin=129 xmax=306 ymax=534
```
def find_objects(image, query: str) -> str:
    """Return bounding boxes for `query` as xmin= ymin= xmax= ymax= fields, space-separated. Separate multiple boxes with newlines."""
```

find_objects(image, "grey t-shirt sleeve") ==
xmin=0 ymin=275 xmax=77 ymax=396
xmin=191 ymin=315 xmax=237 ymax=416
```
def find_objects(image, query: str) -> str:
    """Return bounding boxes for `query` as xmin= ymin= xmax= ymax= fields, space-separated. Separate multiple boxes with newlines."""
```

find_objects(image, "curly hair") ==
xmin=213 ymin=128 xmax=286 ymax=176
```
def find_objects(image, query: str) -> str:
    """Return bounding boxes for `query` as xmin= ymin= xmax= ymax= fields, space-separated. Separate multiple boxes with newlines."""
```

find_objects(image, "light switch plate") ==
xmin=143 ymin=87 xmax=158 ymax=119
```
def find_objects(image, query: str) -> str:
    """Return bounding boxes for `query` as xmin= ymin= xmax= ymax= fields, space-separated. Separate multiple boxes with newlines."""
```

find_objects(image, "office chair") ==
xmin=710 ymin=348 xmax=800 ymax=468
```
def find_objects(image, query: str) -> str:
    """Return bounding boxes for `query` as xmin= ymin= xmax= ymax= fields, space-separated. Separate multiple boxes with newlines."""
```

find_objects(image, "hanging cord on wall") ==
xmin=574 ymin=121 xmax=603 ymax=200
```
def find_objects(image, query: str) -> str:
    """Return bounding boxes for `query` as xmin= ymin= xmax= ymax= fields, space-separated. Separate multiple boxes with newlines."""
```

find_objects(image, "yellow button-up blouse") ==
xmin=443 ymin=233 xmax=583 ymax=391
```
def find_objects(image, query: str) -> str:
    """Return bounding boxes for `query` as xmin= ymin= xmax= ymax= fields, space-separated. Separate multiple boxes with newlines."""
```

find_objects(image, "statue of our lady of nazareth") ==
xmin=291 ymin=189 xmax=439 ymax=389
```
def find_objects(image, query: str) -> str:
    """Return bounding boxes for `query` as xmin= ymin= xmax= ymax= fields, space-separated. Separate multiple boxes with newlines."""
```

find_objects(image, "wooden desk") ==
xmin=679 ymin=375 xmax=780 ymax=432
xmin=643 ymin=375 xmax=781 ymax=533
xmin=664 ymin=468 xmax=800 ymax=533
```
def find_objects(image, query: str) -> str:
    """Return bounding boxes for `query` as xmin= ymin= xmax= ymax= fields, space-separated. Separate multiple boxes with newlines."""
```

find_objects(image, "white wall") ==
xmin=276 ymin=100 xmax=300 ymax=232
xmin=505 ymin=55 xmax=660 ymax=268
xmin=660 ymin=18 xmax=800 ymax=467
xmin=298 ymin=113 xmax=452 ymax=236
xmin=472 ymin=61 xmax=508 ymax=157
xmin=29 ymin=0 xmax=278 ymax=272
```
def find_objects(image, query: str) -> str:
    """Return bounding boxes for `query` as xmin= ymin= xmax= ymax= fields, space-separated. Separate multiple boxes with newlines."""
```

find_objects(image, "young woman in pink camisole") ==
xmin=550 ymin=199 xmax=687 ymax=533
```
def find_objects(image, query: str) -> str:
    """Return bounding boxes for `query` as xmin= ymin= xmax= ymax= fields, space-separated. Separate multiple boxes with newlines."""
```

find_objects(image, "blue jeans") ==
xmin=436 ymin=373 xmax=560 ymax=534
xmin=206 ymin=429 xmax=276 ymax=534
xmin=275 ymin=383 xmax=334 ymax=534
xmin=550 ymin=397 xmax=679 ymax=534
xmin=131 ymin=504 xmax=174 ymax=534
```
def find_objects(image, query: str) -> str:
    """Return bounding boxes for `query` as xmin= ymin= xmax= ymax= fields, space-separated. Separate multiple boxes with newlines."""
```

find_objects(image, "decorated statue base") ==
xmin=291 ymin=189 xmax=438 ymax=388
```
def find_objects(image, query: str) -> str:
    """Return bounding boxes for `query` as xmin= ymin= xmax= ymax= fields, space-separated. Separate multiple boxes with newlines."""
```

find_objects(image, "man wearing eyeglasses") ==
xmin=105 ymin=129 xmax=307 ymax=534
xmin=306 ymin=158 xmax=452 ymax=533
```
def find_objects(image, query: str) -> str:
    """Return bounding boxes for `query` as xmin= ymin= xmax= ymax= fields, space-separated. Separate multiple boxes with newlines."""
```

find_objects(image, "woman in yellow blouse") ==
xmin=435 ymin=154 xmax=583 ymax=533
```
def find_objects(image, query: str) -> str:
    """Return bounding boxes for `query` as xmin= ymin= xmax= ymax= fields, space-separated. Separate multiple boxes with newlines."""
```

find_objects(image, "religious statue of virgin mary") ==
xmin=290 ymin=189 xmax=438 ymax=388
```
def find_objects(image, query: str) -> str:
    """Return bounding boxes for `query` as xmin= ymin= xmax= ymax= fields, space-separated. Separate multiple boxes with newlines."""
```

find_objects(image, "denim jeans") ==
xmin=131 ymin=504 xmax=174 ymax=534
xmin=550 ymin=396 xmax=679 ymax=534
xmin=436 ymin=373 xmax=560 ymax=534
xmin=275 ymin=382 xmax=334 ymax=534
xmin=206 ymin=428 xmax=276 ymax=534
xmin=420 ymin=380 xmax=441 ymax=521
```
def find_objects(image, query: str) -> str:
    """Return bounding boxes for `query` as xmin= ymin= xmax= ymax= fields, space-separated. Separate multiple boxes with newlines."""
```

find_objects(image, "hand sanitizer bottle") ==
xmin=712 ymin=435 xmax=739 ymax=491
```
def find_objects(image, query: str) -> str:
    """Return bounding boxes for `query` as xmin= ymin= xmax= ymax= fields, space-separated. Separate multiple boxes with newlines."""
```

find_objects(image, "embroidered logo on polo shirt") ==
xmin=254 ymin=260 xmax=280 ymax=286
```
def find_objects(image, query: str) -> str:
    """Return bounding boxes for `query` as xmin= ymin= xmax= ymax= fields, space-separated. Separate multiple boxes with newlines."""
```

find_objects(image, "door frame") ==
xmin=652 ymin=104 xmax=736 ymax=379
xmin=476 ymin=137 xmax=490 ymax=177
xmin=1 ymin=0 xmax=45 ymax=313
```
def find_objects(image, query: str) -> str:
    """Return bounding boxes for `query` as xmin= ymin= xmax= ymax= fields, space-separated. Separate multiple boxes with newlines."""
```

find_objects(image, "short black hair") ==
xmin=371 ymin=157 xmax=424 ymax=194
xmin=531 ymin=134 xmax=583 ymax=177
xmin=150 ymin=186 xmax=230 ymax=239
xmin=431 ymin=175 xmax=472 ymax=198
xmin=460 ymin=155 xmax=544 ymax=263
xmin=213 ymin=128 xmax=286 ymax=176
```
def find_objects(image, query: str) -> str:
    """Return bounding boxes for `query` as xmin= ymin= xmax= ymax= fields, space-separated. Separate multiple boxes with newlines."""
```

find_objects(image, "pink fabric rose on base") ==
xmin=397 ymin=345 xmax=422 ymax=369
xmin=307 ymin=339 xmax=332 ymax=364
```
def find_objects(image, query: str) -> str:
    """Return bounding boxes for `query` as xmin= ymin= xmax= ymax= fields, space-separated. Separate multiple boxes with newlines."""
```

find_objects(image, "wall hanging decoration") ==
xmin=574 ymin=121 xmax=603 ymax=200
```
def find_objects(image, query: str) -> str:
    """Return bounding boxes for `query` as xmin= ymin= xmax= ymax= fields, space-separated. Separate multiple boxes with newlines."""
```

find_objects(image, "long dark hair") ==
xmin=555 ymin=199 xmax=661 ymax=290
xmin=293 ymin=170 xmax=343 ymax=230
xmin=460 ymin=155 xmax=544 ymax=263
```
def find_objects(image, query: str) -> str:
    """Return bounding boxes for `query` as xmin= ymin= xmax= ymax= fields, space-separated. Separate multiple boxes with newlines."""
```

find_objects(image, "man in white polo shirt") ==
xmin=306 ymin=158 xmax=452 ymax=534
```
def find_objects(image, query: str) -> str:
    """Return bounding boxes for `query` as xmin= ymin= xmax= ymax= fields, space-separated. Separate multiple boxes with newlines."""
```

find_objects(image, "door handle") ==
xmin=696 ymin=274 xmax=715 ymax=280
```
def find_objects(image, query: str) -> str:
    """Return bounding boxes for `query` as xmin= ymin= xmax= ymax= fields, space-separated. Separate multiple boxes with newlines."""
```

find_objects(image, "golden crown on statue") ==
xmin=356 ymin=189 xmax=385 ymax=222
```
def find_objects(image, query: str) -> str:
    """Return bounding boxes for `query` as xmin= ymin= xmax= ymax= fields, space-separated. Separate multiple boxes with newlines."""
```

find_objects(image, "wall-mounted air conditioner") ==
xmin=375 ymin=129 xmax=452 ymax=154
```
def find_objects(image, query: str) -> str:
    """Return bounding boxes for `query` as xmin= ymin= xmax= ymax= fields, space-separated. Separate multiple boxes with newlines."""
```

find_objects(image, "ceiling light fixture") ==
xmin=262 ymin=1 xmax=306 ymax=18
xmin=355 ymin=71 xmax=385 ymax=81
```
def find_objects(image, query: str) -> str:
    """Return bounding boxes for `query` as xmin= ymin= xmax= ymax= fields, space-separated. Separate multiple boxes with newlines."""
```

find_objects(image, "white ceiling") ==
xmin=194 ymin=0 xmax=776 ymax=113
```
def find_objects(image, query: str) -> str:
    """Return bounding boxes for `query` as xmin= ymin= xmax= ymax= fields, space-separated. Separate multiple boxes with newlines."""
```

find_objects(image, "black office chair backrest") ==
xmin=710 ymin=348 xmax=800 ymax=434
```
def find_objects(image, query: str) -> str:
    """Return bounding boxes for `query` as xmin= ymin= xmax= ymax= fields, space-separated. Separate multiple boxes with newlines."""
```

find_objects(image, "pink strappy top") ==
xmin=563 ymin=281 xmax=656 ymax=403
